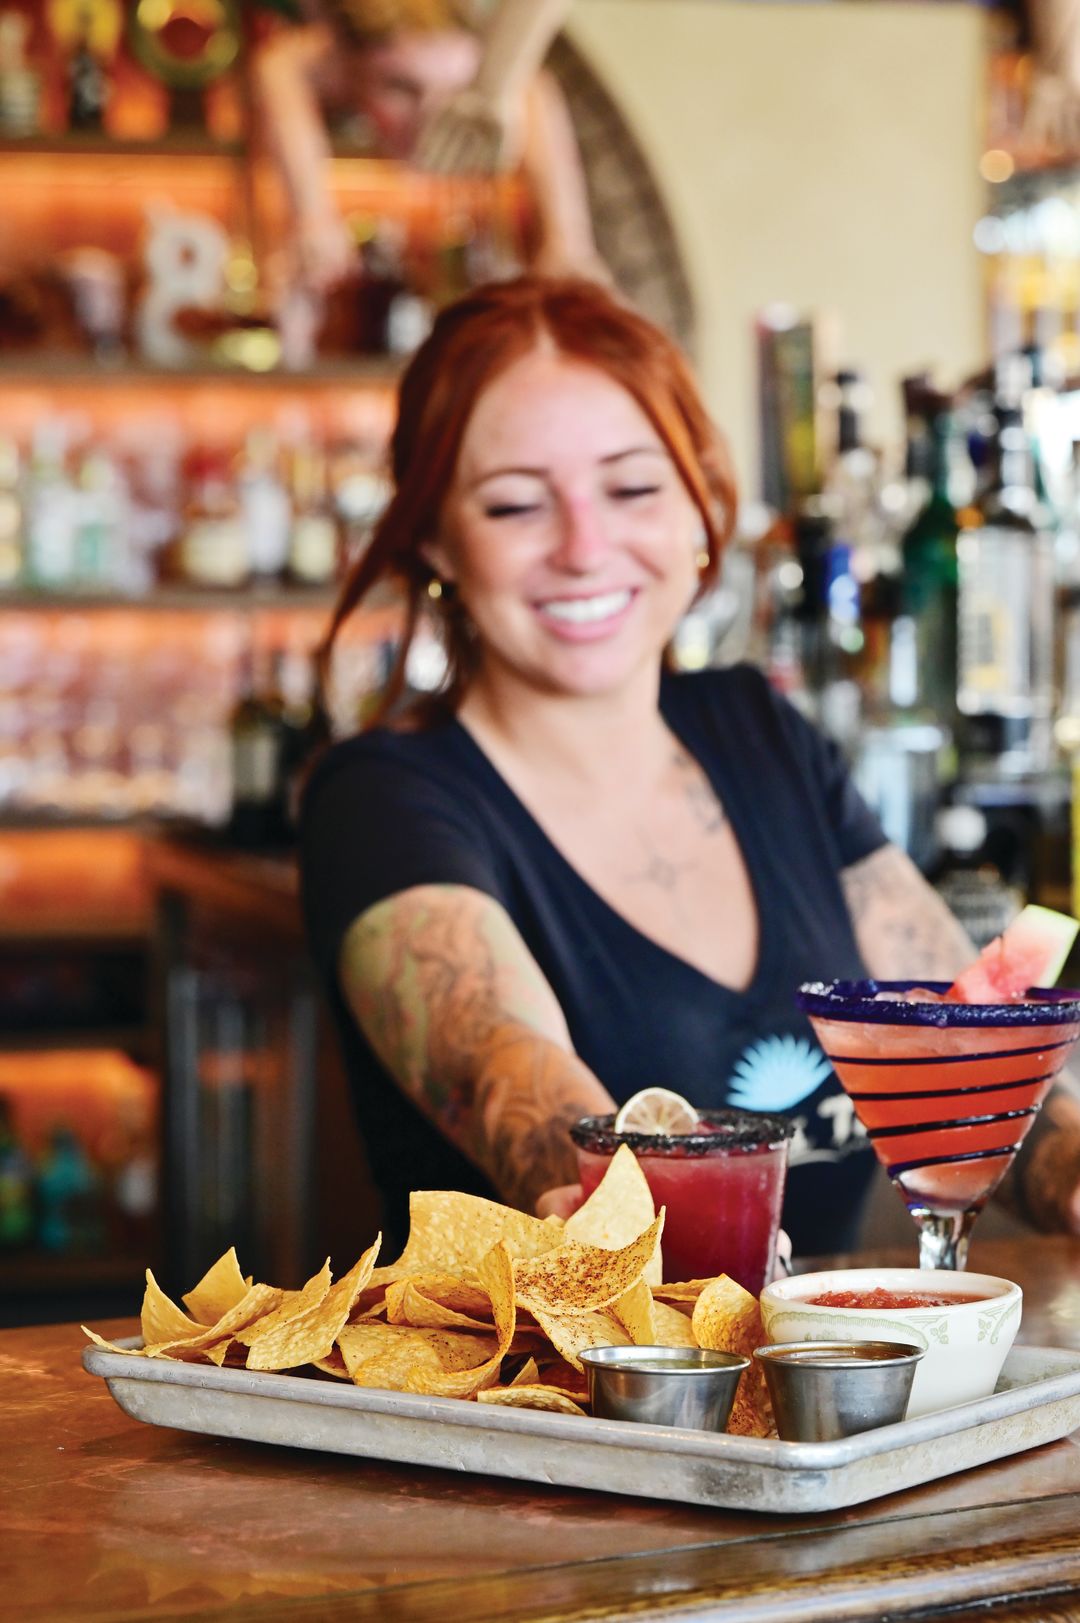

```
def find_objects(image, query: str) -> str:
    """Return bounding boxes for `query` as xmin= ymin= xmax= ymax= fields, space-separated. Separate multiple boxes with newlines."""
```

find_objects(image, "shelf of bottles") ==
xmin=0 ymin=2 xmax=512 ymax=1304
xmin=740 ymin=304 xmax=1080 ymax=949
xmin=0 ymin=0 xmax=527 ymax=834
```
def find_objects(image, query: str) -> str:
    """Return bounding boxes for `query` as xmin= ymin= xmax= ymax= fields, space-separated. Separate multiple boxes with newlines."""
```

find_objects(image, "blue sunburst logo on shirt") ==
xmin=728 ymin=1035 xmax=833 ymax=1112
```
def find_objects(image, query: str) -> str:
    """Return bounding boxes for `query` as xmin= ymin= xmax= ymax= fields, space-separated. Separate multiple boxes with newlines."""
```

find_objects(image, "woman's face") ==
xmin=431 ymin=348 xmax=704 ymax=705
xmin=354 ymin=29 xmax=481 ymax=159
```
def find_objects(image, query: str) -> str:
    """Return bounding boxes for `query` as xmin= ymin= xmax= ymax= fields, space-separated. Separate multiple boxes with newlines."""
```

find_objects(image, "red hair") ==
xmin=316 ymin=276 xmax=738 ymax=725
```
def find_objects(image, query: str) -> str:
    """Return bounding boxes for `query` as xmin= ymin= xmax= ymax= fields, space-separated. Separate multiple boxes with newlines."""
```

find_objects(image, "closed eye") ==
xmin=484 ymin=503 xmax=541 ymax=519
xmin=613 ymin=485 xmax=662 ymax=501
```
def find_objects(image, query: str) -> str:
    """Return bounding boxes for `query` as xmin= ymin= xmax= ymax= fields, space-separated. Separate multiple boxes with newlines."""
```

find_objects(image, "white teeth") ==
xmin=539 ymin=590 xmax=632 ymax=624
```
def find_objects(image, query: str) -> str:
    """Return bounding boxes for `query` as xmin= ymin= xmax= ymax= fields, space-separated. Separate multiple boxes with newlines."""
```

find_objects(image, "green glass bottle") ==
xmin=899 ymin=392 xmax=961 ymax=725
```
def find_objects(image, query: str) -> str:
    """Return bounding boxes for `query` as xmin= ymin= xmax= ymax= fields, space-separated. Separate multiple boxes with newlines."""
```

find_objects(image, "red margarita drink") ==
xmin=797 ymin=979 xmax=1080 ymax=1269
xmin=570 ymin=1110 xmax=794 ymax=1293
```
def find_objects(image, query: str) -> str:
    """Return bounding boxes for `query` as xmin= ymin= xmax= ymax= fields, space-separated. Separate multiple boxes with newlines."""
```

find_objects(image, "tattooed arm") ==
xmin=840 ymin=843 xmax=976 ymax=981
xmin=338 ymin=884 xmax=613 ymax=1213
xmin=841 ymin=843 xmax=1080 ymax=1233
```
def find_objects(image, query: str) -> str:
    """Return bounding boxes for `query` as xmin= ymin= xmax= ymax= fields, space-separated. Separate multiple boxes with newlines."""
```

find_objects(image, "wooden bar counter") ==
xmin=5 ymin=1236 xmax=1080 ymax=1621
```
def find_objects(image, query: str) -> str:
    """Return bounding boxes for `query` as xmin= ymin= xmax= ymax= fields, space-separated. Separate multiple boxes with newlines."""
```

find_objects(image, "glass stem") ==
xmin=911 ymin=1207 xmax=978 ymax=1271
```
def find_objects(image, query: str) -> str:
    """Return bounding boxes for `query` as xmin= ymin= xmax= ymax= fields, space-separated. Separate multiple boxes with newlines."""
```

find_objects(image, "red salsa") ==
xmin=804 ymin=1289 xmax=988 ymax=1310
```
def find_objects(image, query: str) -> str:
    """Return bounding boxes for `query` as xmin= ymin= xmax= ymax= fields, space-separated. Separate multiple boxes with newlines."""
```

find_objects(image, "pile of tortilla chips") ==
xmin=83 ymin=1145 xmax=774 ymax=1436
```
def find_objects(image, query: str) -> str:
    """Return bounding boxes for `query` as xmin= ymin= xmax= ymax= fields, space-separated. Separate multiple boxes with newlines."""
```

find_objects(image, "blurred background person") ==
xmin=253 ymin=0 xmax=603 ymax=299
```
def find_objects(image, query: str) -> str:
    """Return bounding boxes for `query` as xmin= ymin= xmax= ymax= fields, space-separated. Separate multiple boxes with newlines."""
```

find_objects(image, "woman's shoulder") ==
xmin=301 ymin=715 xmax=475 ymax=814
xmin=665 ymin=661 xmax=785 ymax=725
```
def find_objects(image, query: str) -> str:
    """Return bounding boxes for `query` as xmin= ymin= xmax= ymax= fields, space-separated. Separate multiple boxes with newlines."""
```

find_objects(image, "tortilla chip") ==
xmin=565 ymin=1145 xmax=661 ymax=1286
xmin=246 ymin=1241 xmax=381 ymax=1371
xmin=653 ymin=1281 xmax=712 ymax=1306
xmin=337 ymin=1320 xmax=499 ymax=1381
xmin=613 ymin=1279 xmax=655 ymax=1344
xmin=385 ymin=1276 xmax=495 ymax=1332
xmin=398 ymin=1240 xmax=518 ymax=1399
xmin=181 ymin=1248 xmax=249 ymax=1326
xmin=234 ymin=1260 xmax=333 ymax=1347
xmin=530 ymin=1304 xmax=631 ymax=1371
xmin=148 ymin=1283 xmax=284 ymax=1356
xmin=650 ymin=1299 xmax=700 ymax=1349
xmin=691 ymin=1275 xmax=774 ymax=1437
xmin=312 ymin=1348 xmax=350 ymax=1379
xmin=81 ymin=1326 xmax=143 ymax=1356
xmin=513 ymin=1212 xmax=664 ymax=1315
xmin=140 ymin=1271 xmax=204 ymax=1347
xmin=370 ymin=1191 xmax=564 ymax=1287
xmin=509 ymin=1356 xmax=540 ymax=1386
xmin=477 ymin=1385 xmax=586 ymax=1417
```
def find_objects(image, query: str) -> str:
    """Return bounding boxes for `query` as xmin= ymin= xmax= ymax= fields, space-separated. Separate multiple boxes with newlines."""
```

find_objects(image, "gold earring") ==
xmin=695 ymin=549 xmax=710 ymax=572
xmin=427 ymin=577 xmax=443 ymax=600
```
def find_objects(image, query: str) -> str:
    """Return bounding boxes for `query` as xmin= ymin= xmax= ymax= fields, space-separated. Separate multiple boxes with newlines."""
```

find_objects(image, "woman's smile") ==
xmin=534 ymin=587 xmax=637 ymax=633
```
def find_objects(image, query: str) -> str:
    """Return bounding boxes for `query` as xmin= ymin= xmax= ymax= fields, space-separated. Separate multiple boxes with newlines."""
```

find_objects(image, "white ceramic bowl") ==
xmin=759 ymin=1268 xmax=1022 ymax=1419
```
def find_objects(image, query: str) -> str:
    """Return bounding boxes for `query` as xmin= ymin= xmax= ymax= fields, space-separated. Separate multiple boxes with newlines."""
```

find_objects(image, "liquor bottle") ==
xmin=176 ymin=446 xmax=248 ymax=589
xmin=72 ymin=447 xmax=128 ymax=592
xmin=897 ymin=386 xmax=961 ymax=724
xmin=0 ymin=436 xmax=23 ymax=589
xmin=228 ymin=637 xmax=288 ymax=846
xmin=287 ymin=441 xmax=338 ymax=586
xmin=36 ymin=1124 xmax=104 ymax=1255
xmin=932 ymin=804 xmax=1024 ymax=951
xmin=354 ymin=216 xmax=408 ymax=355
xmin=0 ymin=1095 xmax=33 ymax=1250
xmin=24 ymin=418 xmax=76 ymax=590
xmin=237 ymin=428 xmax=291 ymax=582
xmin=956 ymin=379 xmax=1056 ymax=776
xmin=821 ymin=369 xmax=901 ymax=726
xmin=0 ymin=10 xmax=41 ymax=136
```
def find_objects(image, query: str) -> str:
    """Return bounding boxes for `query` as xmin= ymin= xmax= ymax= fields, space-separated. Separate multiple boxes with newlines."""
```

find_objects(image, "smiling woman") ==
xmin=298 ymin=275 xmax=1048 ymax=1262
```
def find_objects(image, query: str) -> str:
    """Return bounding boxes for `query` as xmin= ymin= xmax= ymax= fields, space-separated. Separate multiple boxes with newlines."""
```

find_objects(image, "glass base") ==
xmin=907 ymin=1205 xmax=979 ymax=1271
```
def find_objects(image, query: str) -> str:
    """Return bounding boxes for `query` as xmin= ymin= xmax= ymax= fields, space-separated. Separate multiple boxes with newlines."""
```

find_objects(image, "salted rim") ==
xmin=795 ymin=979 xmax=1080 ymax=1027
xmin=570 ymin=1108 xmax=795 ymax=1156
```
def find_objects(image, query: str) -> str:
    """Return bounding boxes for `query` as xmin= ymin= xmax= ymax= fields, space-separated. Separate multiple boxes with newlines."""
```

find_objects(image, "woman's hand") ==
xmin=535 ymin=1183 xmax=581 ymax=1220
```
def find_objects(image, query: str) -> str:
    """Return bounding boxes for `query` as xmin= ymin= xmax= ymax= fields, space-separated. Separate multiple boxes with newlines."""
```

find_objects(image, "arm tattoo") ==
xmin=841 ymin=844 xmax=976 ymax=982
xmin=339 ymin=885 xmax=612 ymax=1211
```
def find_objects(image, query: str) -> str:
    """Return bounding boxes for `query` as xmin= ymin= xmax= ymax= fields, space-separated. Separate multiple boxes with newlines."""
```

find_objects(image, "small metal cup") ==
xmin=754 ymin=1341 xmax=924 ymax=1442
xmin=579 ymin=1345 xmax=750 ymax=1432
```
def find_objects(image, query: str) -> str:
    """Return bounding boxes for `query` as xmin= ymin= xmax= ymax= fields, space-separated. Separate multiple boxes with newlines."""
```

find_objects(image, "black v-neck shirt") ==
xmin=300 ymin=664 xmax=886 ymax=1257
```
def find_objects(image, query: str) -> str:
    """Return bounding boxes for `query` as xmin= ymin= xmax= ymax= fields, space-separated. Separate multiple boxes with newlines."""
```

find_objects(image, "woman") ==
xmin=300 ymin=275 xmax=1080 ymax=1258
xmin=253 ymin=0 xmax=599 ymax=297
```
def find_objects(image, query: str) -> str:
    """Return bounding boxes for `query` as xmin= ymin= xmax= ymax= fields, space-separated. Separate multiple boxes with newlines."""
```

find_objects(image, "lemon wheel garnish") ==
xmin=613 ymin=1087 xmax=700 ymax=1136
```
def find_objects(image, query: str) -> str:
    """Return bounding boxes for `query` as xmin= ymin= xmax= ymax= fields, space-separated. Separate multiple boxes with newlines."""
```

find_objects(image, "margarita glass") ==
xmin=570 ymin=1109 xmax=794 ymax=1292
xmin=796 ymin=979 xmax=1080 ymax=1270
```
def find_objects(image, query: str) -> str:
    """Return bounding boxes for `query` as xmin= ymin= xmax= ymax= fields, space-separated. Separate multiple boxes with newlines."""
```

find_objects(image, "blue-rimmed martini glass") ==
xmin=796 ymin=980 xmax=1080 ymax=1270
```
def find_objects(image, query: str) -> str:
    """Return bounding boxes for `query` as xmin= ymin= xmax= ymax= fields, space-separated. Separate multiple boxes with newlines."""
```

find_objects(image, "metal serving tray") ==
xmin=82 ymin=1341 xmax=1080 ymax=1514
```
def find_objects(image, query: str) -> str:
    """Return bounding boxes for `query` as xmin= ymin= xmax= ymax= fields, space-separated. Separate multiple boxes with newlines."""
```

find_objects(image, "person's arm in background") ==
xmin=414 ymin=0 xmax=606 ymax=278
xmin=415 ymin=0 xmax=571 ymax=172
xmin=841 ymin=842 xmax=1080 ymax=1233
xmin=251 ymin=23 xmax=356 ymax=293
xmin=1022 ymin=0 xmax=1080 ymax=151
xmin=338 ymin=882 xmax=614 ymax=1213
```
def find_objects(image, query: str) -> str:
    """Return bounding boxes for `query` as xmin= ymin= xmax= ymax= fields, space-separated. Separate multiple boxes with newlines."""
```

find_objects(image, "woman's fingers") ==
xmin=535 ymin=1183 xmax=582 ymax=1220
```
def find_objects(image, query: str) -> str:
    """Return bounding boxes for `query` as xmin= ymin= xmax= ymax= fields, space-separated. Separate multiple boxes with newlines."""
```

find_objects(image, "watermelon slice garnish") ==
xmin=945 ymin=904 xmax=1079 ymax=1004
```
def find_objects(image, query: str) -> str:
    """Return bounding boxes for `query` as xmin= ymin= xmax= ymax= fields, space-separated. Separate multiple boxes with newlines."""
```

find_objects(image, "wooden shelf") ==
xmin=0 ymin=1027 xmax=147 ymax=1054
xmin=0 ymin=1250 xmax=151 ymax=1297
xmin=0 ymin=355 xmax=403 ymax=387
xmin=0 ymin=583 xmax=340 ymax=612
xmin=0 ymin=135 xmax=244 ymax=160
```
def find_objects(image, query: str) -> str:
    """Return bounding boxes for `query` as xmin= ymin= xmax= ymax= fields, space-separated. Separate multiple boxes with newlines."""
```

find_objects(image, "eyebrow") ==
xmin=464 ymin=445 xmax=668 ymax=492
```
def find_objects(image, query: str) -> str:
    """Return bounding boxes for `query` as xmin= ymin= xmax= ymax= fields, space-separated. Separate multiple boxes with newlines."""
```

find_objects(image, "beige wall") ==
xmin=567 ymin=0 xmax=987 ymax=499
